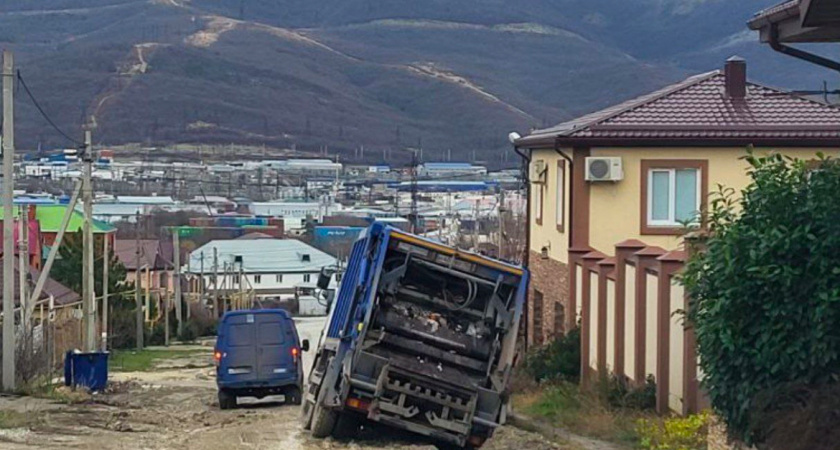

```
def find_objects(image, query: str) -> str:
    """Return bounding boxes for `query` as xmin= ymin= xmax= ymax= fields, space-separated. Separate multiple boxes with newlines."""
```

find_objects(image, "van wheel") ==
xmin=285 ymin=387 xmax=302 ymax=405
xmin=310 ymin=403 xmax=337 ymax=438
xmin=218 ymin=389 xmax=237 ymax=410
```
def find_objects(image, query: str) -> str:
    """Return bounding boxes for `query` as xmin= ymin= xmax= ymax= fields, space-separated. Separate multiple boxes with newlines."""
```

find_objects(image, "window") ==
xmin=533 ymin=162 xmax=545 ymax=225
xmin=533 ymin=290 xmax=544 ymax=345
xmin=554 ymin=301 xmax=565 ymax=337
xmin=303 ymin=274 xmax=311 ymax=283
xmin=641 ymin=160 xmax=708 ymax=235
xmin=556 ymin=160 xmax=565 ymax=231
xmin=232 ymin=274 xmax=241 ymax=285
xmin=254 ymin=275 xmax=262 ymax=284
xmin=276 ymin=274 xmax=283 ymax=283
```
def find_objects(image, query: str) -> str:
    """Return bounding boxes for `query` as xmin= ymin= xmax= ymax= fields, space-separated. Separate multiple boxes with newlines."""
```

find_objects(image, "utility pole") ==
xmin=134 ymin=213 xmax=143 ymax=350
xmin=213 ymin=247 xmax=219 ymax=318
xmin=82 ymin=130 xmax=96 ymax=352
xmin=17 ymin=207 xmax=26 ymax=346
xmin=102 ymin=233 xmax=109 ymax=351
xmin=409 ymin=149 xmax=419 ymax=234
xmin=199 ymin=251 xmax=205 ymax=309
xmin=498 ymin=189 xmax=506 ymax=260
xmin=173 ymin=230 xmax=183 ymax=338
xmin=2 ymin=49 xmax=15 ymax=391
xmin=473 ymin=199 xmax=479 ymax=252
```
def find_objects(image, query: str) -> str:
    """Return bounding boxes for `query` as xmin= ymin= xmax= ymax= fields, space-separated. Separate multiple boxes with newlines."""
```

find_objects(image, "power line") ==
xmin=16 ymin=71 xmax=84 ymax=148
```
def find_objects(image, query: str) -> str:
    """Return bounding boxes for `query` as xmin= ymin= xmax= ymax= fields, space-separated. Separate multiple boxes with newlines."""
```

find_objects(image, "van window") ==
xmin=258 ymin=321 xmax=286 ymax=345
xmin=228 ymin=324 xmax=253 ymax=347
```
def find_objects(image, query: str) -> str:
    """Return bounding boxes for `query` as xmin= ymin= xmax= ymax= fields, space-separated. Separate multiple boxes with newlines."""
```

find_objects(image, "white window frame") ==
xmin=534 ymin=182 xmax=543 ymax=223
xmin=646 ymin=168 xmax=701 ymax=227
xmin=303 ymin=274 xmax=311 ymax=283
xmin=276 ymin=274 xmax=283 ymax=283
xmin=254 ymin=275 xmax=261 ymax=284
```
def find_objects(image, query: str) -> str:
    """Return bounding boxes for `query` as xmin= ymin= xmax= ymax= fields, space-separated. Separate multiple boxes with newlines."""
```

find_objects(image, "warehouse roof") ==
xmin=0 ymin=205 xmax=115 ymax=234
xmin=185 ymin=238 xmax=335 ymax=274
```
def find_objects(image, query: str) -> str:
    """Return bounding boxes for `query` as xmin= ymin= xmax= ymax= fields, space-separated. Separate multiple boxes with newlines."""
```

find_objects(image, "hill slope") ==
xmin=0 ymin=0 xmax=830 ymax=163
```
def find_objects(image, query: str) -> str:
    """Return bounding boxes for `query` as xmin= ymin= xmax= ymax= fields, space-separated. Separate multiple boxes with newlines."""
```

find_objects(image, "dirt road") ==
xmin=0 ymin=318 xmax=571 ymax=450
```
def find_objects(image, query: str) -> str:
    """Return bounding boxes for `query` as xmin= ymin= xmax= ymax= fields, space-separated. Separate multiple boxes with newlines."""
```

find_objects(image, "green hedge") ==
xmin=682 ymin=152 xmax=840 ymax=443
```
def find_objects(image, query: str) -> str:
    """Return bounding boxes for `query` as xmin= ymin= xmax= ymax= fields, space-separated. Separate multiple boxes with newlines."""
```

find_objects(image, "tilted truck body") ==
xmin=302 ymin=223 xmax=529 ymax=448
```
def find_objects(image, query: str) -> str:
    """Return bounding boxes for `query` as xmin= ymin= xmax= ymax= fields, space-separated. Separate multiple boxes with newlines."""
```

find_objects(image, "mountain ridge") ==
xmin=0 ymin=0 xmax=832 ymax=164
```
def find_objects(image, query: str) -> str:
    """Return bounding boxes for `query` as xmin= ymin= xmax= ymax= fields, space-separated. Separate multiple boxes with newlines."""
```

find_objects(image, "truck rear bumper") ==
xmin=345 ymin=355 xmax=502 ymax=446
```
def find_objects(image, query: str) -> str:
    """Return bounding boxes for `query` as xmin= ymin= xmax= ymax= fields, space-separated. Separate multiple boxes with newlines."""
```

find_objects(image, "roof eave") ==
xmin=748 ymin=2 xmax=801 ymax=31
xmin=749 ymin=0 xmax=840 ymax=43
xmin=514 ymin=134 xmax=557 ymax=149
xmin=553 ymin=136 xmax=840 ymax=148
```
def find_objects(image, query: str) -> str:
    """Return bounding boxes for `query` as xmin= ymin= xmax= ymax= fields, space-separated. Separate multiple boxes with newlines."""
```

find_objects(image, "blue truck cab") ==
xmin=214 ymin=309 xmax=310 ymax=409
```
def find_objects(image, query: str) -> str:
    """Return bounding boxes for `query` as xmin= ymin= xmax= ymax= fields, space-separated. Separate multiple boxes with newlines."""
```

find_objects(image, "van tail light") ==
xmin=291 ymin=347 xmax=300 ymax=364
xmin=213 ymin=350 xmax=223 ymax=365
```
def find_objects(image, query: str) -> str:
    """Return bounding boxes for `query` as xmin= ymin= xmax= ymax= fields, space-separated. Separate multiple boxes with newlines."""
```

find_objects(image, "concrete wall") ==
xmin=669 ymin=280 xmax=686 ymax=413
xmin=589 ymin=271 xmax=599 ymax=370
xmin=624 ymin=264 xmax=637 ymax=381
xmin=606 ymin=278 xmax=616 ymax=372
xmin=645 ymin=272 xmax=659 ymax=379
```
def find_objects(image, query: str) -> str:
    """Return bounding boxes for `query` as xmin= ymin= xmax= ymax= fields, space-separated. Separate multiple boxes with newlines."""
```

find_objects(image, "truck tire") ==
xmin=301 ymin=398 xmax=315 ymax=430
xmin=218 ymin=389 xmax=236 ymax=410
xmin=310 ymin=402 xmax=338 ymax=438
xmin=331 ymin=413 xmax=362 ymax=440
xmin=285 ymin=386 xmax=302 ymax=405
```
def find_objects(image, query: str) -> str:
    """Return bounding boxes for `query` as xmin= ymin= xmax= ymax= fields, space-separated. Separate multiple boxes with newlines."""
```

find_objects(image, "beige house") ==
xmin=514 ymin=57 xmax=840 ymax=414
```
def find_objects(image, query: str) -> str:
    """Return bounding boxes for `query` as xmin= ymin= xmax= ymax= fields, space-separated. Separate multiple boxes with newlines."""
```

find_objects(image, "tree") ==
xmin=51 ymin=234 xmax=138 ymax=349
xmin=682 ymin=152 xmax=840 ymax=447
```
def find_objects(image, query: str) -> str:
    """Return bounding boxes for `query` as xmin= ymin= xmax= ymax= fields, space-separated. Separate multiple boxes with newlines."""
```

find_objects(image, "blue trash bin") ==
xmin=64 ymin=351 xmax=109 ymax=391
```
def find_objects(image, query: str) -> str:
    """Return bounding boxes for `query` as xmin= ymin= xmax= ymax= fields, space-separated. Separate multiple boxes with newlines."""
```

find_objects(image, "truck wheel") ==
xmin=310 ymin=402 xmax=338 ymax=438
xmin=331 ymin=413 xmax=362 ymax=440
xmin=285 ymin=386 xmax=302 ymax=405
xmin=218 ymin=389 xmax=236 ymax=410
xmin=301 ymin=399 xmax=315 ymax=430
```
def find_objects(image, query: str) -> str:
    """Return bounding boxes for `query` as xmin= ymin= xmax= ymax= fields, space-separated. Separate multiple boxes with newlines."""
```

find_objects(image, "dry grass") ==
xmin=0 ymin=410 xmax=41 ymax=429
xmin=513 ymin=382 xmax=657 ymax=447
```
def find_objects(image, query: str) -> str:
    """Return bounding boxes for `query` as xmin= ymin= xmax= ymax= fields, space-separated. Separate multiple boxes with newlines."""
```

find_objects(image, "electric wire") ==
xmin=16 ymin=71 xmax=84 ymax=148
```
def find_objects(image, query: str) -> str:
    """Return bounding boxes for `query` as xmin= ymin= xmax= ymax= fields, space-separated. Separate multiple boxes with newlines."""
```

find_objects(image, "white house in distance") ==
xmin=184 ymin=236 xmax=337 ymax=301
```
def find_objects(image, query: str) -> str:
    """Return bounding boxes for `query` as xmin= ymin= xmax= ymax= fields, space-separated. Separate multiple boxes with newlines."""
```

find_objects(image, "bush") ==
xmin=682 ymin=152 xmax=840 ymax=444
xmin=517 ymin=381 xmax=651 ymax=445
xmin=524 ymin=326 xmax=581 ymax=383
xmin=605 ymin=374 xmax=656 ymax=411
xmin=636 ymin=411 xmax=710 ymax=450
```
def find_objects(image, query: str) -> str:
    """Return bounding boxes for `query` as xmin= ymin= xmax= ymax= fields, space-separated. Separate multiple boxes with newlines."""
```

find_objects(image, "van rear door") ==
xmin=256 ymin=314 xmax=296 ymax=380
xmin=223 ymin=314 xmax=259 ymax=382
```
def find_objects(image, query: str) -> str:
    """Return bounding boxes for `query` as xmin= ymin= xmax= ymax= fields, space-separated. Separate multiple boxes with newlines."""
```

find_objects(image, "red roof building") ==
xmin=513 ymin=58 xmax=840 ymax=414
xmin=517 ymin=57 xmax=840 ymax=148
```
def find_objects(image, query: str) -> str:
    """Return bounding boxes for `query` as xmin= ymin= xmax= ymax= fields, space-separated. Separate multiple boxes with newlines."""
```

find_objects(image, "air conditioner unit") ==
xmin=585 ymin=157 xmax=623 ymax=182
xmin=531 ymin=160 xmax=547 ymax=184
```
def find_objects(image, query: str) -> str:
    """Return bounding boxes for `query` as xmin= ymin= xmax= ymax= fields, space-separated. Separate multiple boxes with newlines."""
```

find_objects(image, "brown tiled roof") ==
xmin=517 ymin=67 xmax=840 ymax=148
xmin=115 ymin=239 xmax=171 ymax=271
xmin=0 ymin=262 xmax=81 ymax=307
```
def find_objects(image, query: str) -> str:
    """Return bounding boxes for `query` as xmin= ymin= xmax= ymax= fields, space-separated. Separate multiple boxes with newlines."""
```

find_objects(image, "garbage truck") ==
xmin=301 ymin=223 xmax=529 ymax=448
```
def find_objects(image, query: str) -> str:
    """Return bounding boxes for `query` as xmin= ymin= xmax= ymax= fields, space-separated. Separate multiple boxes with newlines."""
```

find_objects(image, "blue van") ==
xmin=214 ymin=309 xmax=309 ymax=409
